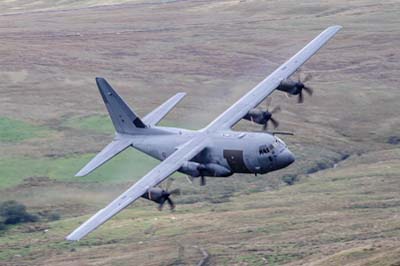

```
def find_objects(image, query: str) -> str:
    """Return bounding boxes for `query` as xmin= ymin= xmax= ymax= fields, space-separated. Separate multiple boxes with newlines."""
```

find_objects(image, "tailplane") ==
xmin=75 ymin=138 xmax=131 ymax=176
xmin=76 ymin=78 xmax=185 ymax=176
xmin=143 ymin=92 xmax=186 ymax=126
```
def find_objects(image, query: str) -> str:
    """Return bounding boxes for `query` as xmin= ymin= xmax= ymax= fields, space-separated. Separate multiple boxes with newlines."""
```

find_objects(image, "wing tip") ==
xmin=65 ymin=231 xmax=80 ymax=241
xmin=174 ymin=92 xmax=187 ymax=99
xmin=75 ymin=169 xmax=87 ymax=177
xmin=328 ymin=25 xmax=343 ymax=32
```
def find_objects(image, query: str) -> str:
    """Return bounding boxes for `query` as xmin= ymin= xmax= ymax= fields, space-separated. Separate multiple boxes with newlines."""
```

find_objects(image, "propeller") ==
xmin=294 ymin=71 xmax=314 ymax=103
xmin=159 ymin=177 xmax=181 ymax=211
xmin=260 ymin=98 xmax=281 ymax=131
xmin=145 ymin=178 xmax=181 ymax=211
xmin=157 ymin=187 xmax=180 ymax=211
xmin=197 ymin=164 xmax=207 ymax=186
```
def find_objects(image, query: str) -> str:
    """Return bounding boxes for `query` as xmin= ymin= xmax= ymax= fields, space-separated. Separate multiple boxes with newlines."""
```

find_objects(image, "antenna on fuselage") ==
xmin=271 ymin=131 xmax=295 ymax=136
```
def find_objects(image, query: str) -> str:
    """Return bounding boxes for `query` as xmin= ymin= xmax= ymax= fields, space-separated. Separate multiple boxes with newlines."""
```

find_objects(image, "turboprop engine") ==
xmin=276 ymin=72 xmax=314 ymax=103
xmin=179 ymin=161 xmax=232 ymax=186
xmin=141 ymin=187 xmax=180 ymax=211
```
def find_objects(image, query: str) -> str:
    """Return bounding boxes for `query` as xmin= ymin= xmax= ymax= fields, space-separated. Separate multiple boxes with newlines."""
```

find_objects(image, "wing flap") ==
xmin=205 ymin=25 xmax=342 ymax=131
xmin=66 ymin=136 xmax=208 ymax=241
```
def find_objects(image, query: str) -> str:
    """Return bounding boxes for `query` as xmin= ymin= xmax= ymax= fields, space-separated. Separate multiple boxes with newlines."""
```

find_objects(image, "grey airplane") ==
xmin=66 ymin=25 xmax=342 ymax=241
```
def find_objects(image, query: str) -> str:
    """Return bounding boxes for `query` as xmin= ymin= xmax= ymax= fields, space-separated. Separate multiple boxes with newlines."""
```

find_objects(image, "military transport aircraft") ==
xmin=66 ymin=25 xmax=342 ymax=241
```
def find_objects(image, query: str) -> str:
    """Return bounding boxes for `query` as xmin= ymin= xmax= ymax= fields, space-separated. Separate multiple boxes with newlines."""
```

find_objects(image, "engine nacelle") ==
xmin=243 ymin=109 xmax=271 ymax=125
xmin=179 ymin=162 xmax=232 ymax=177
xmin=179 ymin=161 xmax=202 ymax=177
xmin=276 ymin=79 xmax=301 ymax=95
xmin=201 ymin=163 xmax=232 ymax=177
xmin=141 ymin=187 xmax=166 ymax=204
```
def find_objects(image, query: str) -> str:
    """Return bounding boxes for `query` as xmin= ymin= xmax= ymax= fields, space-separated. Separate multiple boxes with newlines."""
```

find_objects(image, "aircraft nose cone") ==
xmin=277 ymin=149 xmax=295 ymax=168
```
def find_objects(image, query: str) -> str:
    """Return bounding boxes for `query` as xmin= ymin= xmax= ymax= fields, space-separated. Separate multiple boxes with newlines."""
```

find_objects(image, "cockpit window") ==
xmin=269 ymin=144 xmax=274 ymax=150
xmin=259 ymin=145 xmax=270 ymax=155
xmin=275 ymin=137 xmax=285 ymax=145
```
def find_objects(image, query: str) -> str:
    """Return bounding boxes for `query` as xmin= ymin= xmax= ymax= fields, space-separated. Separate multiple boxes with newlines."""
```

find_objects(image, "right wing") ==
xmin=66 ymin=135 xmax=208 ymax=241
xmin=205 ymin=25 xmax=342 ymax=132
xmin=143 ymin=92 xmax=186 ymax=126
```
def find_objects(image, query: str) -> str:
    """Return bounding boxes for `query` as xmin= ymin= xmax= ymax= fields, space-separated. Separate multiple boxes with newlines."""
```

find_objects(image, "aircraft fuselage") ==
xmin=128 ymin=127 xmax=294 ymax=178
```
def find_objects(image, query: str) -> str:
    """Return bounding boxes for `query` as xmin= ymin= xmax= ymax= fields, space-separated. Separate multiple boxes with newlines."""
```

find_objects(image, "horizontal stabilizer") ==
xmin=75 ymin=138 xmax=132 ymax=177
xmin=143 ymin=92 xmax=186 ymax=126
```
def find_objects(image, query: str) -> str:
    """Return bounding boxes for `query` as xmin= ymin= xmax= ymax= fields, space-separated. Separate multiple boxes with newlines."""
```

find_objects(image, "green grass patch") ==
xmin=266 ymin=253 xmax=302 ymax=265
xmin=62 ymin=115 xmax=114 ymax=134
xmin=235 ymin=255 xmax=266 ymax=266
xmin=62 ymin=114 xmax=192 ymax=133
xmin=0 ymin=149 xmax=158 ymax=189
xmin=0 ymin=117 xmax=47 ymax=142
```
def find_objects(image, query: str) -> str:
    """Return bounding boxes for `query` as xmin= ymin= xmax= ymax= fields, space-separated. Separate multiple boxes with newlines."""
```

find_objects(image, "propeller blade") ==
xmin=200 ymin=176 xmax=206 ymax=186
xmin=167 ymin=198 xmax=175 ymax=210
xmin=270 ymin=117 xmax=280 ymax=129
xmin=303 ymin=73 xmax=313 ymax=83
xmin=303 ymin=86 xmax=313 ymax=96
xmin=262 ymin=121 xmax=268 ymax=131
xmin=158 ymin=198 xmax=167 ymax=211
xmin=186 ymin=175 xmax=193 ymax=184
xmin=298 ymin=92 xmax=304 ymax=103
xmin=270 ymin=105 xmax=281 ymax=114
xmin=169 ymin=188 xmax=181 ymax=195
xmin=165 ymin=177 xmax=174 ymax=191
xmin=265 ymin=97 xmax=272 ymax=111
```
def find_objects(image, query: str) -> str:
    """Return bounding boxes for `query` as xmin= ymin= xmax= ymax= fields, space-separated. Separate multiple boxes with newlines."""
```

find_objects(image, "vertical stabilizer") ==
xmin=96 ymin=77 xmax=146 ymax=134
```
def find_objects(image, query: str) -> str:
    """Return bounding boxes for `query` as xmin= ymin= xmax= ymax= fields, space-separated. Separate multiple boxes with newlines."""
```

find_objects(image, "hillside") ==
xmin=0 ymin=0 xmax=399 ymax=265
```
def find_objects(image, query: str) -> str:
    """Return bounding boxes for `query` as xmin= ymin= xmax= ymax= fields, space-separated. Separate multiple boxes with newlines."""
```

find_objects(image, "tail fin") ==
xmin=96 ymin=77 xmax=146 ymax=134
xmin=76 ymin=78 xmax=177 ymax=176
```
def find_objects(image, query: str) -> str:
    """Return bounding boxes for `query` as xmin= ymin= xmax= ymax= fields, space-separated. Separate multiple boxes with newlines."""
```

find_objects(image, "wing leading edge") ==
xmin=205 ymin=25 xmax=342 ymax=132
xmin=66 ymin=136 xmax=208 ymax=241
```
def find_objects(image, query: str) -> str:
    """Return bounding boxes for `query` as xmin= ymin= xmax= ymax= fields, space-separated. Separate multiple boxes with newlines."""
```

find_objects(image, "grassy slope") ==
xmin=0 ymin=0 xmax=139 ymax=15
xmin=0 ymin=149 xmax=159 ymax=189
xmin=0 ymin=0 xmax=399 ymax=265
xmin=0 ymin=117 xmax=48 ymax=142
xmin=0 ymin=148 xmax=399 ymax=265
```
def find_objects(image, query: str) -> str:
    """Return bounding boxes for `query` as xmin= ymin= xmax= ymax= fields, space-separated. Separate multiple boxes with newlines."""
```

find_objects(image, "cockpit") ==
xmin=258 ymin=136 xmax=286 ymax=155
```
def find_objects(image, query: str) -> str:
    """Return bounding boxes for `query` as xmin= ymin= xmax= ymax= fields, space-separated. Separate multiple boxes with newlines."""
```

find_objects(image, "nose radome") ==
xmin=278 ymin=149 xmax=295 ymax=168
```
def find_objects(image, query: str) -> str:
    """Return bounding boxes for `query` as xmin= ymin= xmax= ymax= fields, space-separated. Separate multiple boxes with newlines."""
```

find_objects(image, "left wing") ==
xmin=205 ymin=25 xmax=342 ymax=132
xmin=66 ymin=135 xmax=208 ymax=241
